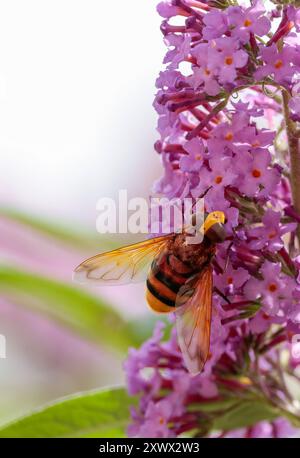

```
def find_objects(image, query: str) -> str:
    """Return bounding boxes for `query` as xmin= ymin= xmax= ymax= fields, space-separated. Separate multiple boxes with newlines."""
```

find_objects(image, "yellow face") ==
xmin=201 ymin=211 xmax=225 ymax=234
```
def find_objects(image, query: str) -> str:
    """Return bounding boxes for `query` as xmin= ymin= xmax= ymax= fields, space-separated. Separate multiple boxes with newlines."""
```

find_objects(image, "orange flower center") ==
xmin=159 ymin=417 xmax=165 ymax=425
xmin=239 ymin=376 xmax=252 ymax=386
xmin=225 ymin=56 xmax=234 ymax=66
xmin=252 ymin=169 xmax=261 ymax=178
xmin=195 ymin=154 xmax=202 ymax=161
xmin=275 ymin=59 xmax=283 ymax=69
xmin=215 ymin=175 xmax=223 ymax=184
xmin=227 ymin=276 xmax=233 ymax=285
xmin=225 ymin=131 xmax=234 ymax=141
xmin=204 ymin=68 xmax=211 ymax=76
xmin=244 ymin=19 xmax=252 ymax=27
xmin=268 ymin=231 xmax=277 ymax=239
xmin=252 ymin=141 xmax=260 ymax=148
xmin=268 ymin=283 xmax=277 ymax=293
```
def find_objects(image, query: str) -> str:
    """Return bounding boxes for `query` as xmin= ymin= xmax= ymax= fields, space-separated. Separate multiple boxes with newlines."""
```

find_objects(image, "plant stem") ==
xmin=282 ymin=89 xmax=300 ymax=246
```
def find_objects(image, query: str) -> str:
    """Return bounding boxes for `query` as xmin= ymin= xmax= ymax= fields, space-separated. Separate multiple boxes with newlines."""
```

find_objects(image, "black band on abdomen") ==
xmin=153 ymin=268 xmax=182 ymax=294
xmin=146 ymin=279 xmax=176 ymax=308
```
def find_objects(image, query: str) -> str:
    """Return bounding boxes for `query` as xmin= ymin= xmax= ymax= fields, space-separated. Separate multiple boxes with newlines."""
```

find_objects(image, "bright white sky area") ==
xmin=0 ymin=0 xmax=163 ymax=230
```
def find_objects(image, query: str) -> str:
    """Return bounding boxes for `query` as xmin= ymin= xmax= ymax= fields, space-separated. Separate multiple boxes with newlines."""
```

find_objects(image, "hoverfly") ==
xmin=74 ymin=211 xmax=226 ymax=375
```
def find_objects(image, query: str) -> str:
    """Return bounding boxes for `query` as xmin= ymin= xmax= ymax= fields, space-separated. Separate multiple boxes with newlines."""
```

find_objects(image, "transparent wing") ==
xmin=175 ymin=266 xmax=212 ymax=375
xmin=73 ymin=234 xmax=174 ymax=286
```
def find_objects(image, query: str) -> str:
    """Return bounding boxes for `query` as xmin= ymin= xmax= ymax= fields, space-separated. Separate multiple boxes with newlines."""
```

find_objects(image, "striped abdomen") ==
xmin=146 ymin=252 xmax=197 ymax=313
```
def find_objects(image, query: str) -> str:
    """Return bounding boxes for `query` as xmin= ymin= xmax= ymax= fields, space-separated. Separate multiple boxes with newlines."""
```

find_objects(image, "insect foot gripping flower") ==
xmin=124 ymin=0 xmax=300 ymax=438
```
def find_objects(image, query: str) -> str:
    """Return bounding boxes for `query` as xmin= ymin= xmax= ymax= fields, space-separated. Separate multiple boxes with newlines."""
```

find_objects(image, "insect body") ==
xmin=146 ymin=233 xmax=216 ymax=314
xmin=74 ymin=211 xmax=226 ymax=374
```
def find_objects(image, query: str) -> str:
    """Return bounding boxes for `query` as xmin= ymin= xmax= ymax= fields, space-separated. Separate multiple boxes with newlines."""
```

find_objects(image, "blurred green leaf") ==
xmin=188 ymin=396 xmax=280 ymax=431
xmin=213 ymin=399 xmax=279 ymax=431
xmin=0 ymin=387 xmax=133 ymax=438
xmin=188 ymin=397 xmax=239 ymax=413
xmin=126 ymin=314 xmax=172 ymax=344
xmin=0 ymin=265 xmax=142 ymax=351
xmin=0 ymin=207 xmax=117 ymax=250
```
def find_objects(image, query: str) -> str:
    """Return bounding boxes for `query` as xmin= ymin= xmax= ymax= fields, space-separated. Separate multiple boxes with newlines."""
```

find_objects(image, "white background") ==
xmin=0 ymin=0 xmax=164 ymax=229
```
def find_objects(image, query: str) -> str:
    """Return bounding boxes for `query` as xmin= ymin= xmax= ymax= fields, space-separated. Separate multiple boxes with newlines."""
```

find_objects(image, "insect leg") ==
xmin=223 ymin=241 xmax=233 ymax=273
xmin=213 ymin=286 xmax=231 ymax=305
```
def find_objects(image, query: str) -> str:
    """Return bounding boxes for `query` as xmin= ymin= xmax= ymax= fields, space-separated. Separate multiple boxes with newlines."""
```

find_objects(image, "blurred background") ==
xmin=0 ymin=0 xmax=164 ymax=425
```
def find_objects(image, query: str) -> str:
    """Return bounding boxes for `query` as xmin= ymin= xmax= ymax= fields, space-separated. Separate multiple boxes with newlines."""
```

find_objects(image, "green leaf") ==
xmin=213 ymin=399 xmax=279 ymax=431
xmin=188 ymin=398 xmax=238 ymax=413
xmin=0 ymin=387 xmax=134 ymax=438
xmin=0 ymin=265 xmax=141 ymax=351
xmin=126 ymin=314 xmax=172 ymax=344
xmin=0 ymin=206 xmax=117 ymax=250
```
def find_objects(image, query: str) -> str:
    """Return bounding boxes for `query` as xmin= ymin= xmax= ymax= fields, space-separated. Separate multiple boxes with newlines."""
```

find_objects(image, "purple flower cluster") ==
xmin=124 ymin=321 xmax=300 ymax=438
xmin=125 ymin=0 xmax=300 ymax=437
xmin=220 ymin=418 xmax=299 ymax=438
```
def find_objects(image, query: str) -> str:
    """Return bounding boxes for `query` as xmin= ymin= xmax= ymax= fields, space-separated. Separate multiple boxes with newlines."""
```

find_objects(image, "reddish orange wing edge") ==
xmin=175 ymin=266 xmax=213 ymax=375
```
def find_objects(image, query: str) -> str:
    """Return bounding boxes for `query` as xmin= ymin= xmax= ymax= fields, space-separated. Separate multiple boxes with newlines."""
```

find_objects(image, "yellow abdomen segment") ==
xmin=146 ymin=270 xmax=177 ymax=314
xmin=146 ymin=288 xmax=175 ymax=314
